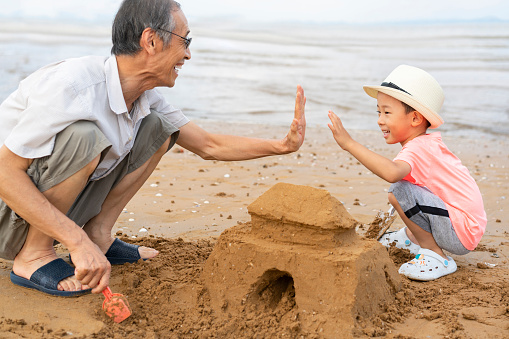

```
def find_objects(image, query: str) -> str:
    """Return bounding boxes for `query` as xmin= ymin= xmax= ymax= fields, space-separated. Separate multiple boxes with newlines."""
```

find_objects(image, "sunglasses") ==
xmin=156 ymin=28 xmax=192 ymax=49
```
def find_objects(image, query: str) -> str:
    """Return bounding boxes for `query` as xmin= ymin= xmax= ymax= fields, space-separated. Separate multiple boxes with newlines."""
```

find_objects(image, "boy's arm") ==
xmin=328 ymin=111 xmax=410 ymax=183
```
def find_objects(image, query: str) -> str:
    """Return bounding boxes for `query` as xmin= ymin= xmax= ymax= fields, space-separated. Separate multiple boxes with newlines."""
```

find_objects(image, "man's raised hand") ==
xmin=281 ymin=85 xmax=306 ymax=153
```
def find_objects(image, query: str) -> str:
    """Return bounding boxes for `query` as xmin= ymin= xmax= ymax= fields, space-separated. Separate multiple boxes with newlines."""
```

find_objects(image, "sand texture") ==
xmin=0 ymin=121 xmax=508 ymax=338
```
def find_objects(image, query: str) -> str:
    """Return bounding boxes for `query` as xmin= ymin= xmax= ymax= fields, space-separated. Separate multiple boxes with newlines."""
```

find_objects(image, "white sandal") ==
xmin=379 ymin=227 xmax=421 ymax=254
xmin=399 ymin=248 xmax=457 ymax=281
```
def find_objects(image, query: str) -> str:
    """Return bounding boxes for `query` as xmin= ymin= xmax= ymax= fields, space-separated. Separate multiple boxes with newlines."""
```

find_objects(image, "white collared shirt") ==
xmin=0 ymin=56 xmax=189 ymax=180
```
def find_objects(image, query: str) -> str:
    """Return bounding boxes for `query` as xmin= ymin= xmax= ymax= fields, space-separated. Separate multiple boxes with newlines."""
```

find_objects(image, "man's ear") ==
xmin=139 ymin=28 xmax=158 ymax=55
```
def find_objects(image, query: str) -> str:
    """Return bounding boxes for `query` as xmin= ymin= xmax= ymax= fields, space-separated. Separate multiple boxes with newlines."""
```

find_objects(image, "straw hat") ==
xmin=363 ymin=65 xmax=444 ymax=129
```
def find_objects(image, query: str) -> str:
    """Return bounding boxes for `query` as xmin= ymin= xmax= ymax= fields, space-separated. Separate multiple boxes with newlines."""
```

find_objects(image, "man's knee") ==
xmin=155 ymin=136 xmax=172 ymax=157
xmin=128 ymin=112 xmax=179 ymax=168
xmin=54 ymin=121 xmax=106 ymax=174
xmin=55 ymin=121 xmax=109 ymax=172
xmin=143 ymin=111 xmax=180 ymax=153
xmin=31 ymin=121 xmax=110 ymax=192
xmin=56 ymin=121 xmax=104 ymax=151
xmin=82 ymin=154 xmax=101 ymax=178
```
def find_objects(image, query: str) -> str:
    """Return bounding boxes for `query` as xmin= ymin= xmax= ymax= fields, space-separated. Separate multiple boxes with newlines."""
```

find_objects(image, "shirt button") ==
xmin=128 ymin=136 xmax=133 ymax=141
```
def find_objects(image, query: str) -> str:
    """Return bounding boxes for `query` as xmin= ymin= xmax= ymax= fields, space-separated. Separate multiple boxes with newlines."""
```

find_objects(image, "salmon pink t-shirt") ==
xmin=394 ymin=132 xmax=486 ymax=250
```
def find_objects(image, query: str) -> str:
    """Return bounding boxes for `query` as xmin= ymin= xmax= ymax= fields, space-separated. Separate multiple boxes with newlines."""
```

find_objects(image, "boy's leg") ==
xmin=67 ymin=112 xmax=179 ymax=258
xmin=388 ymin=180 xmax=468 ymax=258
xmin=388 ymin=181 xmax=469 ymax=281
xmin=9 ymin=121 xmax=110 ymax=291
xmin=388 ymin=192 xmax=447 ymax=258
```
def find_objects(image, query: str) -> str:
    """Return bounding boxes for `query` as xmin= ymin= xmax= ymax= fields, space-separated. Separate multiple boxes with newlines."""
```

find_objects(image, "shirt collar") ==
xmin=427 ymin=132 xmax=442 ymax=140
xmin=105 ymin=56 xmax=152 ymax=118
xmin=105 ymin=56 xmax=128 ymax=115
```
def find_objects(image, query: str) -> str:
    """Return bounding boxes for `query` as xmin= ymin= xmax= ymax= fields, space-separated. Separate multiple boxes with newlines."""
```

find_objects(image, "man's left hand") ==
xmin=281 ymin=85 xmax=306 ymax=153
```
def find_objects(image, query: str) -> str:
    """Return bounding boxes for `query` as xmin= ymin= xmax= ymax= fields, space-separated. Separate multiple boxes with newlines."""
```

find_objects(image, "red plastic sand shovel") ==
xmin=102 ymin=287 xmax=132 ymax=323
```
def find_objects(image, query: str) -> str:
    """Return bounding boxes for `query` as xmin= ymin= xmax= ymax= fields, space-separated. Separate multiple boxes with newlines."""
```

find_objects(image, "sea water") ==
xmin=1 ymin=19 xmax=508 ymax=137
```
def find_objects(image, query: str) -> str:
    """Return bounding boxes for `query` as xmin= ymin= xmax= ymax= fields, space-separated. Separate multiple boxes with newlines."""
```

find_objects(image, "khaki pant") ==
xmin=0 ymin=111 xmax=179 ymax=260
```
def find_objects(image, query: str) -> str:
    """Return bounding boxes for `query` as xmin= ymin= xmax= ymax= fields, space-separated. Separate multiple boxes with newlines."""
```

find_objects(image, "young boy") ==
xmin=327 ymin=65 xmax=486 ymax=281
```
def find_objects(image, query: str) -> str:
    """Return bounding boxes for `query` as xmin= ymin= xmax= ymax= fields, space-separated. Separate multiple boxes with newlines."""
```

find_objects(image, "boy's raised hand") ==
xmin=328 ymin=110 xmax=355 ymax=151
xmin=328 ymin=110 xmax=411 ymax=183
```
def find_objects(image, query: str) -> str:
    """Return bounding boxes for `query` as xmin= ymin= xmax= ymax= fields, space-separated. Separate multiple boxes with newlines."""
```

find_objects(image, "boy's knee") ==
xmin=389 ymin=180 xmax=408 ymax=193
xmin=388 ymin=192 xmax=398 ymax=206
xmin=388 ymin=181 xmax=412 ymax=208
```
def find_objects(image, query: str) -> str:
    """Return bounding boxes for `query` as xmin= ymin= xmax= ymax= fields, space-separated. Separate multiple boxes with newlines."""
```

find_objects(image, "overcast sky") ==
xmin=1 ymin=0 xmax=508 ymax=24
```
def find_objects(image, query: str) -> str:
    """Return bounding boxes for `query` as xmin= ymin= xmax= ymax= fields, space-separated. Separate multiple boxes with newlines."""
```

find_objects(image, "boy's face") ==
xmin=376 ymin=92 xmax=418 ymax=146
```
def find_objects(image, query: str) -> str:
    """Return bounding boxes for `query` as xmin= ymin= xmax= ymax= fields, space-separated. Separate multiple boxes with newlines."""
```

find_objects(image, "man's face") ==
xmin=154 ymin=9 xmax=191 ymax=88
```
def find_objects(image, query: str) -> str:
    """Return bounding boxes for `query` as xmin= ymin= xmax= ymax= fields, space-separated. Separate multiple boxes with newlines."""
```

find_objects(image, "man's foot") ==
xmin=138 ymin=246 xmax=159 ymax=260
xmin=12 ymin=253 xmax=90 ymax=295
xmin=70 ymin=236 xmax=159 ymax=265
xmin=103 ymin=238 xmax=158 ymax=265
xmin=83 ymin=236 xmax=158 ymax=265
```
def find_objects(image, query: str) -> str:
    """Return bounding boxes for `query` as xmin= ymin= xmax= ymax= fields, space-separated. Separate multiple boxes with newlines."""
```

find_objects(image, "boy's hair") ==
xmin=402 ymin=101 xmax=415 ymax=114
xmin=401 ymin=101 xmax=431 ymax=128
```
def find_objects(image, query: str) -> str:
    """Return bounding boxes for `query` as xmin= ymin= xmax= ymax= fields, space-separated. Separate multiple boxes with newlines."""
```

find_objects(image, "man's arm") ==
xmin=328 ymin=110 xmax=410 ymax=183
xmin=176 ymin=86 xmax=306 ymax=161
xmin=0 ymin=145 xmax=110 ymax=293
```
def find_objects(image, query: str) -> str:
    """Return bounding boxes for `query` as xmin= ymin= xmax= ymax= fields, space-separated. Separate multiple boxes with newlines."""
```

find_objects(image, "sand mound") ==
xmin=203 ymin=183 xmax=401 ymax=338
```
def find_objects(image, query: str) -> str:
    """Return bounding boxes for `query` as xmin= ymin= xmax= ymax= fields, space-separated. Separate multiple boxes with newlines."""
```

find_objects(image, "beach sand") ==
xmin=0 ymin=120 xmax=507 ymax=338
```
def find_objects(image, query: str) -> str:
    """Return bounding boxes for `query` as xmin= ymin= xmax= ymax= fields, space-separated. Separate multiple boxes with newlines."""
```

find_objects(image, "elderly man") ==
xmin=0 ymin=0 xmax=306 ymax=297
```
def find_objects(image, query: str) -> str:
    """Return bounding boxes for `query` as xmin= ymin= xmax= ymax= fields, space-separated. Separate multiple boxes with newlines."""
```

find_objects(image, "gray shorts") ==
xmin=389 ymin=180 xmax=469 ymax=255
xmin=0 ymin=111 xmax=179 ymax=260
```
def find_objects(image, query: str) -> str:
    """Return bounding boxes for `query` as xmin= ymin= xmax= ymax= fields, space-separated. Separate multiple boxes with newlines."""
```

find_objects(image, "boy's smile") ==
xmin=376 ymin=92 xmax=425 ymax=146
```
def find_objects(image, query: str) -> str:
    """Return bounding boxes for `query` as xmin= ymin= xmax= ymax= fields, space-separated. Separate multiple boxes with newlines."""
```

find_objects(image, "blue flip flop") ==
xmin=69 ymin=238 xmax=147 ymax=265
xmin=10 ymin=258 xmax=92 ymax=297
xmin=105 ymin=238 xmax=146 ymax=265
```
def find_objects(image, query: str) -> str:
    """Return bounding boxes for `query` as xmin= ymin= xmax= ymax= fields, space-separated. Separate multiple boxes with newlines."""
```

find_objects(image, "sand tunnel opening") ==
xmin=246 ymin=269 xmax=296 ymax=312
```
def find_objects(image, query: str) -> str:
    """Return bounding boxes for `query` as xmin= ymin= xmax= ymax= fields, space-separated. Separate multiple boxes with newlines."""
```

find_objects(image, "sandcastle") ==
xmin=202 ymin=183 xmax=401 ymax=337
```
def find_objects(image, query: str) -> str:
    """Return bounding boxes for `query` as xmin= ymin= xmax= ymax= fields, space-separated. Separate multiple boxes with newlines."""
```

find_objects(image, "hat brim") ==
xmin=363 ymin=85 xmax=443 ymax=129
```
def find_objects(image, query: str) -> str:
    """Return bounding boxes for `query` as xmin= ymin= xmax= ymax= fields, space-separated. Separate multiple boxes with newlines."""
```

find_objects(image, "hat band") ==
xmin=381 ymin=82 xmax=411 ymax=95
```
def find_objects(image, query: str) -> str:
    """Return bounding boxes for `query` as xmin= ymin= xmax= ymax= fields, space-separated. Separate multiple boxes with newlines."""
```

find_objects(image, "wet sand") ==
xmin=0 ymin=120 xmax=508 ymax=338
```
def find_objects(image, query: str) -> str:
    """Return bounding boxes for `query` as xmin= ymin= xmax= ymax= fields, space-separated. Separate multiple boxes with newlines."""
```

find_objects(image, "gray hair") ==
xmin=111 ymin=0 xmax=181 ymax=56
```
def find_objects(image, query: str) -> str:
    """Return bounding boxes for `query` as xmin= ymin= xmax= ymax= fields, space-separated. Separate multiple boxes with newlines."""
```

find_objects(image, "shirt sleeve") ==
xmin=147 ymin=89 xmax=190 ymax=129
xmin=393 ymin=138 xmax=431 ymax=186
xmin=3 ymin=65 xmax=91 ymax=159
